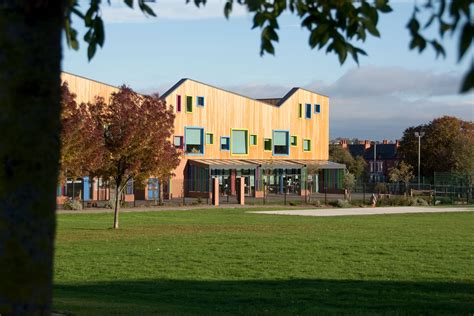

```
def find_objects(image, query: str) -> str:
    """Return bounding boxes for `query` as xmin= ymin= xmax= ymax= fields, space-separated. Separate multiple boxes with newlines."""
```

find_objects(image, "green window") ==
xmin=298 ymin=103 xmax=302 ymax=118
xmin=186 ymin=96 xmax=193 ymax=112
xmin=206 ymin=133 xmax=213 ymax=145
xmin=264 ymin=138 xmax=272 ymax=151
xmin=250 ymin=134 xmax=257 ymax=146
xmin=291 ymin=136 xmax=297 ymax=146
xmin=231 ymin=129 xmax=248 ymax=155
xmin=303 ymin=139 xmax=311 ymax=152
xmin=221 ymin=137 xmax=230 ymax=151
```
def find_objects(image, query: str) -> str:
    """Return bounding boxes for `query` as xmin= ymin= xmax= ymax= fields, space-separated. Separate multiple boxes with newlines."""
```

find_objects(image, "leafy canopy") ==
xmin=64 ymin=0 xmax=473 ymax=92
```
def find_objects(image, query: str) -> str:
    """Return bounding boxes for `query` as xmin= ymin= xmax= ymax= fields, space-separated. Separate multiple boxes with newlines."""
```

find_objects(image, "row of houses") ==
xmin=59 ymin=72 xmax=346 ymax=203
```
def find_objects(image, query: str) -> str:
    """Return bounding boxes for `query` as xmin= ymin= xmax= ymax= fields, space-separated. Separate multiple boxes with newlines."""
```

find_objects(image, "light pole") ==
xmin=414 ymin=131 xmax=425 ymax=189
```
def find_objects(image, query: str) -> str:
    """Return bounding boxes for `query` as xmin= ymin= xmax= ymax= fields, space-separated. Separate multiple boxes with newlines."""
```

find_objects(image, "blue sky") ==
xmin=63 ymin=0 xmax=473 ymax=140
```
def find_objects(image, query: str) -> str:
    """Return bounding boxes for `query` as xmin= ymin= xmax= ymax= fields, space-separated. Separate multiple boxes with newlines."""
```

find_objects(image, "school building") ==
xmin=59 ymin=72 xmax=345 ymax=202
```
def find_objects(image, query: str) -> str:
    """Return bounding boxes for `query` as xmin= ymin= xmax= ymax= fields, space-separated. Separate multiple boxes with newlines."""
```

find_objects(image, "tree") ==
xmin=343 ymin=172 xmax=356 ymax=201
xmin=89 ymin=86 xmax=180 ymax=229
xmin=1 ymin=0 xmax=471 ymax=313
xmin=389 ymin=161 xmax=414 ymax=196
xmin=59 ymin=82 xmax=104 ymax=186
xmin=398 ymin=116 xmax=474 ymax=177
xmin=329 ymin=145 xmax=367 ymax=182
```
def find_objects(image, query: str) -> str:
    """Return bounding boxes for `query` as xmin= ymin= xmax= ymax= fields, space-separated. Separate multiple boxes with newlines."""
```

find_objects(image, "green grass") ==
xmin=54 ymin=208 xmax=474 ymax=315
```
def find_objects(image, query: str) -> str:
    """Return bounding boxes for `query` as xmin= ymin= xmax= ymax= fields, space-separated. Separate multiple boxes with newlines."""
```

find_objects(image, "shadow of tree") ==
xmin=54 ymin=279 xmax=474 ymax=315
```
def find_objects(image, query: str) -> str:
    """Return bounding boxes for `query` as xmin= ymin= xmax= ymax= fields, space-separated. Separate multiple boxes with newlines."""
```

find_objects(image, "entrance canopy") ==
xmin=188 ymin=159 xmax=345 ymax=170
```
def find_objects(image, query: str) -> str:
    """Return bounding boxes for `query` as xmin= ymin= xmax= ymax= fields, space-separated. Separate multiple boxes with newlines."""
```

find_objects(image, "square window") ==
xmin=315 ymin=104 xmax=321 ymax=113
xmin=197 ymin=96 xmax=205 ymax=107
xmin=273 ymin=130 xmax=289 ymax=155
xmin=176 ymin=95 xmax=181 ymax=112
xmin=231 ymin=129 xmax=248 ymax=155
xmin=290 ymin=136 xmax=297 ymax=146
xmin=305 ymin=104 xmax=312 ymax=119
xmin=174 ymin=136 xmax=183 ymax=148
xmin=250 ymin=134 xmax=257 ymax=146
xmin=303 ymin=139 xmax=311 ymax=151
xmin=220 ymin=136 xmax=230 ymax=151
xmin=185 ymin=127 xmax=204 ymax=154
xmin=186 ymin=96 xmax=193 ymax=112
xmin=206 ymin=133 xmax=213 ymax=145
xmin=264 ymin=138 xmax=272 ymax=151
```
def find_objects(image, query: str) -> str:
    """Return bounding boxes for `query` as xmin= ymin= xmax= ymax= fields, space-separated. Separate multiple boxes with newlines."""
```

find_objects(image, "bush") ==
xmin=63 ymin=198 xmax=83 ymax=211
xmin=374 ymin=182 xmax=388 ymax=194
xmin=410 ymin=197 xmax=429 ymax=206
xmin=336 ymin=199 xmax=351 ymax=208
xmin=289 ymin=201 xmax=297 ymax=206
xmin=312 ymin=200 xmax=322 ymax=207
xmin=377 ymin=195 xmax=411 ymax=207
xmin=435 ymin=196 xmax=453 ymax=205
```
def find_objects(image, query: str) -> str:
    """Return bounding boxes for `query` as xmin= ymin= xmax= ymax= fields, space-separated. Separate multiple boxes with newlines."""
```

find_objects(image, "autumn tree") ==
xmin=89 ymin=86 xmax=180 ymax=229
xmin=59 ymin=82 xmax=104 ymax=188
xmin=389 ymin=161 xmax=414 ymax=197
xmin=398 ymin=116 xmax=474 ymax=177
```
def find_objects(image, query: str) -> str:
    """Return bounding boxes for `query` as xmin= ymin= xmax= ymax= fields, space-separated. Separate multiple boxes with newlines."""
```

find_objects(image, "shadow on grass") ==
xmin=54 ymin=279 xmax=474 ymax=315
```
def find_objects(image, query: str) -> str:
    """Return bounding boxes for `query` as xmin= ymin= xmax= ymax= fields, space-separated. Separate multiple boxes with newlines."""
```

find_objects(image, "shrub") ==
xmin=410 ymin=197 xmax=429 ymax=206
xmin=435 ymin=196 xmax=452 ymax=205
xmin=63 ymin=198 xmax=83 ymax=211
xmin=336 ymin=199 xmax=351 ymax=208
xmin=312 ymin=200 xmax=322 ymax=207
xmin=289 ymin=201 xmax=297 ymax=206
xmin=374 ymin=182 xmax=388 ymax=194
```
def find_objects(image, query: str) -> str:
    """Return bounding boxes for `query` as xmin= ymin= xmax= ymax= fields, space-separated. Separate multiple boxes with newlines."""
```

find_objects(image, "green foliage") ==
xmin=54 ymin=210 xmax=474 ymax=314
xmin=389 ymin=162 xmax=414 ymax=185
xmin=343 ymin=172 xmax=356 ymax=191
xmin=62 ymin=198 xmax=83 ymax=211
xmin=329 ymin=145 xmax=367 ymax=181
xmin=410 ymin=197 xmax=429 ymax=207
xmin=374 ymin=182 xmax=387 ymax=194
xmin=64 ymin=1 xmax=472 ymax=92
xmin=398 ymin=116 xmax=474 ymax=177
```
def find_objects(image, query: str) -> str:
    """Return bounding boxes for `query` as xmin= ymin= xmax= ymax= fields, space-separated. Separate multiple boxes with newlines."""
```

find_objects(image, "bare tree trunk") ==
xmin=113 ymin=181 xmax=122 ymax=229
xmin=0 ymin=2 xmax=64 ymax=314
xmin=159 ymin=180 xmax=164 ymax=205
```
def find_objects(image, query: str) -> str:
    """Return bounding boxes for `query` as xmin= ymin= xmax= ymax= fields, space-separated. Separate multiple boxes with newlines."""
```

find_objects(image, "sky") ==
xmin=62 ymin=0 xmax=473 ymax=141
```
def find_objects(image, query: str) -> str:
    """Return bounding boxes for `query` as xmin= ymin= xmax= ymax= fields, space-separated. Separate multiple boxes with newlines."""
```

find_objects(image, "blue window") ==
xmin=273 ymin=130 xmax=290 ymax=156
xmin=220 ymin=136 xmax=230 ymax=151
xmin=197 ymin=96 xmax=205 ymax=107
xmin=305 ymin=104 xmax=312 ymax=119
xmin=314 ymin=104 xmax=321 ymax=113
xmin=185 ymin=127 xmax=204 ymax=155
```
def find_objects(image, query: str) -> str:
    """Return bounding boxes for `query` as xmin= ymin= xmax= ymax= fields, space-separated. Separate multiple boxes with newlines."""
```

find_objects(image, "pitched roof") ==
xmin=160 ymin=78 xmax=326 ymax=107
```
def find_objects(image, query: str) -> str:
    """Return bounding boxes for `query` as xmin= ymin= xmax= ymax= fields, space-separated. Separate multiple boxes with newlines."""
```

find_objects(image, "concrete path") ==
xmin=249 ymin=206 xmax=473 ymax=217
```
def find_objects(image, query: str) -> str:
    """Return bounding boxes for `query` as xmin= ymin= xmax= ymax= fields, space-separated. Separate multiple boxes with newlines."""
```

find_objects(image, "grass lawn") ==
xmin=53 ymin=208 xmax=474 ymax=315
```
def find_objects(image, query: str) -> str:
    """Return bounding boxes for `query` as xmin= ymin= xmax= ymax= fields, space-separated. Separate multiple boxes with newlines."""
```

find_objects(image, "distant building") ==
xmin=340 ymin=139 xmax=400 ymax=182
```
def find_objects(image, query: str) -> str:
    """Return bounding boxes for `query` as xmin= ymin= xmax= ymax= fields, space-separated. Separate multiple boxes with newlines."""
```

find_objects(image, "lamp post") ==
xmin=414 ymin=132 xmax=425 ymax=189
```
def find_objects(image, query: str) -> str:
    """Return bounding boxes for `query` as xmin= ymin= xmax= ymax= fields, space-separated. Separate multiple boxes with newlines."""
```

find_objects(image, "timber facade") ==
xmin=59 ymin=72 xmax=345 ymax=203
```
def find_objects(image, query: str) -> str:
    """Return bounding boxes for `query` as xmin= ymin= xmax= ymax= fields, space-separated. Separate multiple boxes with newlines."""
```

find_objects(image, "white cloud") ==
xmin=101 ymin=0 xmax=249 ymax=23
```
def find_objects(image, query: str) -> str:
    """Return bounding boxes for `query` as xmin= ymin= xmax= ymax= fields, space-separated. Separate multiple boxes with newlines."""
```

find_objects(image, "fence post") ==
xmin=324 ymin=186 xmax=327 ymax=205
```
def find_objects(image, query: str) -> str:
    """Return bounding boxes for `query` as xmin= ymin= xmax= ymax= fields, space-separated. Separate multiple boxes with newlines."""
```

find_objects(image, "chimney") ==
xmin=363 ymin=140 xmax=371 ymax=150
xmin=339 ymin=139 xmax=348 ymax=149
xmin=383 ymin=139 xmax=388 ymax=144
xmin=395 ymin=139 xmax=400 ymax=148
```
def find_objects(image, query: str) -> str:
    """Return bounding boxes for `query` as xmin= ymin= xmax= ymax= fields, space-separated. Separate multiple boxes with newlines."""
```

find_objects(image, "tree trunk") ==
xmin=113 ymin=181 xmax=122 ymax=229
xmin=159 ymin=180 xmax=163 ymax=205
xmin=0 ymin=2 xmax=64 ymax=314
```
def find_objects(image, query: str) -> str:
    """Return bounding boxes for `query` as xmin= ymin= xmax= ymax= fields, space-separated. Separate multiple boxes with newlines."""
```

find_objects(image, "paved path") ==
xmin=250 ymin=206 xmax=473 ymax=217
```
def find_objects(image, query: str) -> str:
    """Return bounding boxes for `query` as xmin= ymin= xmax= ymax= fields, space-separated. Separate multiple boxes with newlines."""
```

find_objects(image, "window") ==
xmin=176 ymin=95 xmax=181 ymax=112
xmin=186 ymin=96 xmax=193 ymax=112
xmin=250 ymin=134 xmax=257 ymax=146
xmin=173 ymin=136 xmax=183 ymax=148
xmin=231 ymin=129 xmax=248 ymax=155
xmin=264 ymin=138 xmax=272 ymax=151
xmin=303 ymin=139 xmax=311 ymax=151
xmin=273 ymin=130 xmax=289 ymax=155
xmin=197 ymin=96 xmax=205 ymax=107
xmin=305 ymin=104 xmax=312 ymax=119
xmin=314 ymin=103 xmax=321 ymax=113
xmin=185 ymin=127 xmax=204 ymax=154
xmin=220 ymin=136 xmax=230 ymax=151
xmin=298 ymin=103 xmax=302 ymax=118
xmin=290 ymin=135 xmax=297 ymax=146
xmin=206 ymin=133 xmax=213 ymax=144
